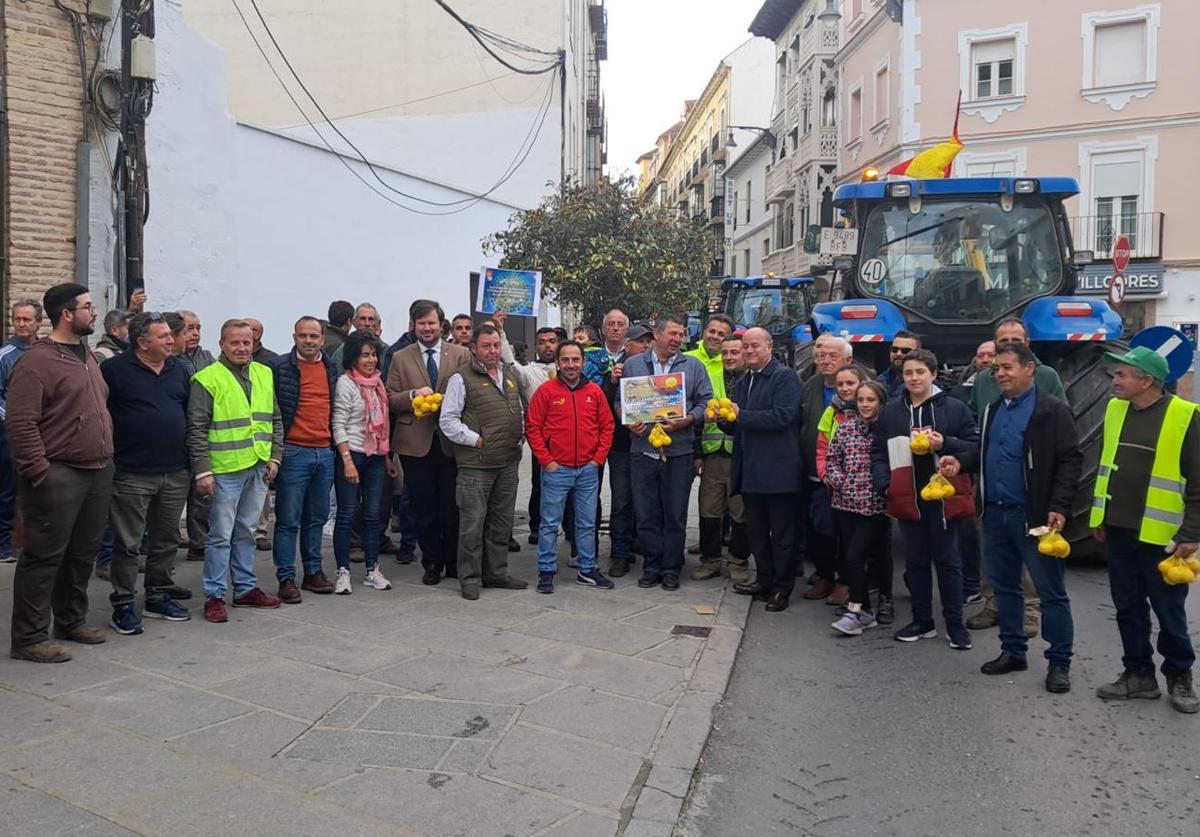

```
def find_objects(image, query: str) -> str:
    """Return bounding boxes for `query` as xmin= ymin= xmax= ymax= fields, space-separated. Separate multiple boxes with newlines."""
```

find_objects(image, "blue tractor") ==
xmin=805 ymin=176 xmax=1125 ymax=554
xmin=719 ymin=275 xmax=818 ymax=371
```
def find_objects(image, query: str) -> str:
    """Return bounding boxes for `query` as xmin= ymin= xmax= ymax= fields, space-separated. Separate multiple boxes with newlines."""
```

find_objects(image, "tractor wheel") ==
xmin=792 ymin=342 xmax=815 ymax=382
xmin=1039 ymin=339 xmax=1126 ymax=562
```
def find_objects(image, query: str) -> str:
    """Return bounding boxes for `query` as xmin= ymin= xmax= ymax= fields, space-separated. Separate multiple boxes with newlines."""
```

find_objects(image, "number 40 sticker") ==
xmin=860 ymin=258 xmax=887 ymax=285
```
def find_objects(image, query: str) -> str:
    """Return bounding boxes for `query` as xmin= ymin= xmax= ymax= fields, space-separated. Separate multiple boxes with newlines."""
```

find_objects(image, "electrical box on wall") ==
xmin=130 ymin=35 xmax=156 ymax=80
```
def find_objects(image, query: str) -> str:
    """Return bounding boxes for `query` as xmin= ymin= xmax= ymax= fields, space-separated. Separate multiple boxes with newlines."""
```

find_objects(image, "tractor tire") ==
xmin=792 ymin=342 xmax=815 ymax=382
xmin=1040 ymin=339 xmax=1127 ymax=562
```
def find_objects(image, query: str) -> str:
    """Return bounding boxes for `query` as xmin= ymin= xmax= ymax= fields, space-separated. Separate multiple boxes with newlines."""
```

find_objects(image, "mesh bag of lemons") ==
xmin=412 ymin=392 xmax=443 ymax=418
xmin=705 ymin=398 xmax=736 ymax=423
xmin=648 ymin=424 xmax=672 ymax=448
xmin=909 ymin=431 xmax=933 ymax=455
xmin=919 ymin=472 xmax=956 ymax=502
xmin=1159 ymin=553 xmax=1200 ymax=586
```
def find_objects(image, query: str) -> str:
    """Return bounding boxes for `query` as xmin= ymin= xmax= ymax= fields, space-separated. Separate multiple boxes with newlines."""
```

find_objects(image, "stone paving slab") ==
xmin=0 ymin=479 xmax=747 ymax=835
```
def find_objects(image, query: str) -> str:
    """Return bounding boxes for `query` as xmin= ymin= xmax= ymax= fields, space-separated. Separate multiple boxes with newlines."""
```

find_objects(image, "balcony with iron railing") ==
xmin=589 ymin=1 xmax=607 ymax=59
xmin=709 ymin=195 xmax=725 ymax=221
xmin=1070 ymin=211 xmax=1164 ymax=260
xmin=586 ymin=70 xmax=601 ymax=117
xmin=587 ymin=95 xmax=604 ymax=134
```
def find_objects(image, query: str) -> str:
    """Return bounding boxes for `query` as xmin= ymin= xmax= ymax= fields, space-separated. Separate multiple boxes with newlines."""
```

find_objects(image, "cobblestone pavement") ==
xmin=0 ymin=483 xmax=744 ymax=837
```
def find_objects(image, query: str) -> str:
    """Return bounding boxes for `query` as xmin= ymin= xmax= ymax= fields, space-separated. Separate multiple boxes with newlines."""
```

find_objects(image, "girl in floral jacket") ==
xmin=826 ymin=380 xmax=891 ymax=635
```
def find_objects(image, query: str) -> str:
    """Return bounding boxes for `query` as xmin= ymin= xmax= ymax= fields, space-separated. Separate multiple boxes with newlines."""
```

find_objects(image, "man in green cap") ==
xmin=1091 ymin=346 xmax=1200 ymax=714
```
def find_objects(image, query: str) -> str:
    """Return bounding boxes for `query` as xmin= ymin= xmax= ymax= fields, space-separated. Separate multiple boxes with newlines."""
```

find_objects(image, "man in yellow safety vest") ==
xmin=187 ymin=319 xmax=284 ymax=624
xmin=1091 ymin=346 xmax=1199 ymax=714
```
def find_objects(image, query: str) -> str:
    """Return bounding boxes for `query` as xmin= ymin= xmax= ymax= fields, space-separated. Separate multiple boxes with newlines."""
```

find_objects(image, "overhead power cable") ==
xmin=232 ymin=0 xmax=557 ymax=216
xmin=430 ymin=0 xmax=563 ymax=75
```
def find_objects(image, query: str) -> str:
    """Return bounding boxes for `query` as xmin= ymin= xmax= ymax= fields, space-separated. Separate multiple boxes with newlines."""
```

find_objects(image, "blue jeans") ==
xmin=94 ymin=519 xmax=115 ymax=568
xmin=394 ymin=486 xmax=417 ymax=552
xmin=334 ymin=451 xmax=387 ymax=571
xmin=272 ymin=445 xmax=334 ymax=582
xmin=204 ymin=464 xmax=269 ymax=599
xmin=1105 ymin=526 xmax=1194 ymax=678
xmin=607 ymin=451 xmax=635 ymax=561
xmin=983 ymin=504 xmax=1073 ymax=667
xmin=631 ymin=454 xmax=694 ymax=580
xmin=538 ymin=464 xmax=599 ymax=574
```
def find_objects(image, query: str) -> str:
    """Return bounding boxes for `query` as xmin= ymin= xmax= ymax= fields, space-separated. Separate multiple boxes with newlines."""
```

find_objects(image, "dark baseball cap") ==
xmin=1104 ymin=346 xmax=1169 ymax=383
xmin=626 ymin=324 xmax=652 ymax=342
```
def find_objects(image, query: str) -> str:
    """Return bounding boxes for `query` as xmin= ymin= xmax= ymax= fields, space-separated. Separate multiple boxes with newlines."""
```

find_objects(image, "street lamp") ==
xmin=817 ymin=0 xmax=841 ymax=24
xmin=727 ymin=125 xmax=777 ymax=150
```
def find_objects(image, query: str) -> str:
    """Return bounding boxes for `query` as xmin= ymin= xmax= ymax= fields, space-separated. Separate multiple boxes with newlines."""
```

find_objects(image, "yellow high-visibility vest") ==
xmin=1091 ymin=395 xmax=1197 ymax=545
xmin=193 ymin=361 xmax=275 ymax=474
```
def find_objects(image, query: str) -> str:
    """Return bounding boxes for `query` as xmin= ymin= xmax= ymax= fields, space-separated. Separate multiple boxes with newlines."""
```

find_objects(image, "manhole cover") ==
xmin=671 ymin=625 xmax=712 ymax=638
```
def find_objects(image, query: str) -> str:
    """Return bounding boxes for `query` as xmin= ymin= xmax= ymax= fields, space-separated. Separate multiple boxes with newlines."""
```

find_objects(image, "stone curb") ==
xmin=619 ymin=587 xmax=750 ymax=836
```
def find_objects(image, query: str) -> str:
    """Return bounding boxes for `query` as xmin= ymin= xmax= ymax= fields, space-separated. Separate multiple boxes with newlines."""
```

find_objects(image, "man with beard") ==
xmin=7 ymin=284 xmax=114 ymax=662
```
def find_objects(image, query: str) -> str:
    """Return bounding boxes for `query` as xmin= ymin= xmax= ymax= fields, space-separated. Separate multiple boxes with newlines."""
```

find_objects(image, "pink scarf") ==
xmin=348 ymin=369 xmax=390 ymax=456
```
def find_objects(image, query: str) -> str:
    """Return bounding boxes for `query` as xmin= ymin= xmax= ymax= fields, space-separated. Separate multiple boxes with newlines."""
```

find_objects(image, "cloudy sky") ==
xmin=602 ymin=0 xmax=768 ymax=180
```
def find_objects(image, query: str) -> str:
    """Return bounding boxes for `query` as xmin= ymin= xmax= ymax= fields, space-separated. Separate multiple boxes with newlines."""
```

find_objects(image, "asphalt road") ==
xmin=679 ymin=562 xmax=1200 ymax=837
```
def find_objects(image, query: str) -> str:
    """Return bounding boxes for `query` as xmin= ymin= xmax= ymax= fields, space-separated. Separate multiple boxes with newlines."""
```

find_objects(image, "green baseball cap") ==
xmin=1104 ymin=346 xmax=1169 ymax=382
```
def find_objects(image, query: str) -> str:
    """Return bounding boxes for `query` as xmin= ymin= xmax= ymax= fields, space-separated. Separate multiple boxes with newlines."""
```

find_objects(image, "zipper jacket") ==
xmin=525 ymin=376 xmax=614 ymax=468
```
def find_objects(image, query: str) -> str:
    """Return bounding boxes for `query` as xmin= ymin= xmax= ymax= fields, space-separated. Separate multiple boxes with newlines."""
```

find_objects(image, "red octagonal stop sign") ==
xmin=1112 ymin=234 xmax=1131 ymax=273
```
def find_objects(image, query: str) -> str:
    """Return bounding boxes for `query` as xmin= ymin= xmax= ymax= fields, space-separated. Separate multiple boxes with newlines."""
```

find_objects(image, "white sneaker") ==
xmin=364 ymin=568 xmax=392 ymax=591
xmin=335 ymin=567 xmax=352 ymax=595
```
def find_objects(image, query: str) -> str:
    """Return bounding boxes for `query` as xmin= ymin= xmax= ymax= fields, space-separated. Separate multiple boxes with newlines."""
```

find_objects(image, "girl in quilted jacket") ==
xmin=826 ymin=380 xmax=890 ymax=635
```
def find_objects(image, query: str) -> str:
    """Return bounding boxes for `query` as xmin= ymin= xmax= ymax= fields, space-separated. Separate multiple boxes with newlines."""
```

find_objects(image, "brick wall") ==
xmin=3 ymin=0 xmax=91 ymax=308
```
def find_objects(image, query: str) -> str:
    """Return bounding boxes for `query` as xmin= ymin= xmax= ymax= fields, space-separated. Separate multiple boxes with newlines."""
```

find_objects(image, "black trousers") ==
xmin=11 ymin=463 xmax=114 ymax=648
xmin=743 ymin=492 xmax=801 ymax=595
xmin=399 ymin=445 xmax=459 ymax=576
xmin=899 ymin=510 xmax=964 ymax=630
xmin=835 ymin=510 xmax=889 ymax=610
xmin=528 ymin=456 xmax=542 ymax=531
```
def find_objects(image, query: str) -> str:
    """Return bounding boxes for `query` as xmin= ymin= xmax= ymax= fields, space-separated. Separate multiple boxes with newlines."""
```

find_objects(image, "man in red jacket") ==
xmin=525 ymin=341 xmax=615 ymax=594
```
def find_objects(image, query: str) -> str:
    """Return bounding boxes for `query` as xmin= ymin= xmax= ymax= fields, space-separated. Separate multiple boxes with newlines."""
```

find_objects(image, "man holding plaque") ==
xmin=623 ymin=315 xmax=712 ymax=591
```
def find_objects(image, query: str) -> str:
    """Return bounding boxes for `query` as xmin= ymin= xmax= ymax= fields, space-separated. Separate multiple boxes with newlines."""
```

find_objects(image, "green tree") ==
xmin=483 ymin=176 xmax=712 ymax=327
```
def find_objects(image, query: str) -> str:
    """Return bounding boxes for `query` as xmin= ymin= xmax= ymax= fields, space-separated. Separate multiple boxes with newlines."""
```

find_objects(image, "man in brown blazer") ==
xmin=386 ymin=299 xmax=471 ymax=585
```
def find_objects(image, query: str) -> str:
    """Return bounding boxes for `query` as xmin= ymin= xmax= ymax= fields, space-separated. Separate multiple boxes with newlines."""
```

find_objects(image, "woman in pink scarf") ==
xmin=331 ymin=332 xmax=398 ymax=594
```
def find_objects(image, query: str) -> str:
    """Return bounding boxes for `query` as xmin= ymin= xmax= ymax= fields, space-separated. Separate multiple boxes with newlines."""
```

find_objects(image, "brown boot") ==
xmin=10 ymin=641 xmax=72 ymax=663
xmin=690 ymin=562 xmax=722 ymax=581
xmin=825 ymin=584 xmax=850 ymax=606
xmin=52 ymin=624 xmax=107 ymax=645
xmin=726 ymin=564 xmax=750 ymax=585
xmin=1023 ymin=614 xmax=1040 ymax=639
xmin=804 ymin=578 xmax=835 ymax=600
xmin=967 ymin=606 xmax=998 ymax=630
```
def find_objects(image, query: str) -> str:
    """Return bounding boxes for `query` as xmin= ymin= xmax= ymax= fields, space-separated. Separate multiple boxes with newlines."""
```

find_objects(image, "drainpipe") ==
xmin=75 ymin=140 xmax=91 ymax=287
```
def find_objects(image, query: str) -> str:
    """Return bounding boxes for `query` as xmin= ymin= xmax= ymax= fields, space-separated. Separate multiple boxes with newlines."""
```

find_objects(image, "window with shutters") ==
xmin=1079 ymin=138 xmax=1156 ymax=258
xmin=1081 ymin=6 xmax=1159 ymax=110
xmin=958 ymin=24 xmax=1028 ymax=123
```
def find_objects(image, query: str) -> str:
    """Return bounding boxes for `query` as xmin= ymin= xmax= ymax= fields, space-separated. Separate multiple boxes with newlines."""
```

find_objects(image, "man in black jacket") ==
xmin=976 ymin=341 xmax=1081 ymax=693
xmin=265 ymin=317 xmax=340 ymax=602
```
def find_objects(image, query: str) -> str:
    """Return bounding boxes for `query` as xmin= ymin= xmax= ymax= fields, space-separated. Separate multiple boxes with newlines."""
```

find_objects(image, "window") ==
xmin=848 ymin=85 xmax=863 ymax=141
xmin=763 ymin=236 xmax=771 ymax=258
xmin=745 ymin=180 xmax=752 ymax=224
xmin=973 ymin=39 xmax=1014 ymax=99
xmin=1079 ymin=137 xmax=1157 ymax=258
xmin=776 ymin=54 xmax=787 ymax=112
xmin=743 ymin=249 xmax=751 ymax=275
xmin=873 ymin=62 xmax=890 ymax=126
xmin=955 ymin=148 xmax=1027 ymax=178
xmin=1081 ymin=6 xmax=1160 ymax=110
xmin=958 ymin=24 xmax=1028 ymax=122
xmin=775 ymin=202 xmax=795 ymax=250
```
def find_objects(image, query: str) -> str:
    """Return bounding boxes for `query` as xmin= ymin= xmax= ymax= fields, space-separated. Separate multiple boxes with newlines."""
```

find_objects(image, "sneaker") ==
xmin=947 ymin=628 xmax=973 ymax=650
xmin=204 ymin=597 xmax=228 ymax=623
xmin=875 ymin=595 xmax=895 ymax=626
xmin=0 ymin=553 xmax=16 ymax=564
xmin=110 ymin=605 xmax=144 ymax=636
xmin=143 ymin=598 xmax=191 ymax=621
xmin=576 ymin=570 xmax=615 ymax=589
xmin=964 ymin=591 xmax=984 ymax=606
xmin=364 ymin=568 xmax=392 ymax=591
xmin=231 ymin=588 xmax=281 ymax=608
xmin=1096 ymin=670 xmax=1161 ymax=701
xmin=894 ymin=622 xmax=937 ymax=643
xmin=255 ymin=536 xmax=272 ymax=551
xmin=537 ymin=571 xmax=555 ymax=594
xmin=832 ymin=610 xmax=876 ymax=636
xmin=1167 ymin=673 xmax=1200 ymax=714
xmin=278 ymin=579 xmax=302 ymax=604
xmin=335 ymin=567 xmax=352 ymax=595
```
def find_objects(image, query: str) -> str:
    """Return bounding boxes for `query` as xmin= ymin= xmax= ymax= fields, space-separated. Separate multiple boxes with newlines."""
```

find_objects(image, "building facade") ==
xmin=748 ymin=0 xmax=841 ymax=279
xmin=723 ymin=135 xmax=773 ymax=278
xmin=834 ymin=0 xmax=1199 ymax=335
xmin=636 ymin=38 xmax=774 ymax=284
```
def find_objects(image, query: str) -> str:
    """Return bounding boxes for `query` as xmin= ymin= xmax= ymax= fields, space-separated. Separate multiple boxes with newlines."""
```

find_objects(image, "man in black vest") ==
xmin=439 ymin=324 xmax=529 ymax=600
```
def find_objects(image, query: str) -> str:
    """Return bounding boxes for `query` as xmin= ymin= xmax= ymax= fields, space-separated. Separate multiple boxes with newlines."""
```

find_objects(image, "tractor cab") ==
xmin=720 ymin=275 xmax=816 ymax=369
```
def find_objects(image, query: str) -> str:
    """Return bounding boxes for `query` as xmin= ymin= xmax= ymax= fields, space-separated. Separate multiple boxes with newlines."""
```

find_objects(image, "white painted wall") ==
xmin=131 ymin=0 xmax=557 ymax=352
xmin=725 ymin=141 xmax=772 ymax=277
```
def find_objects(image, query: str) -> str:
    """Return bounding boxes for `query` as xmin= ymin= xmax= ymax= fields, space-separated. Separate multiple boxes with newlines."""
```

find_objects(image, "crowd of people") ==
xmin=0 ymin=283 xmax=1195 ymax=715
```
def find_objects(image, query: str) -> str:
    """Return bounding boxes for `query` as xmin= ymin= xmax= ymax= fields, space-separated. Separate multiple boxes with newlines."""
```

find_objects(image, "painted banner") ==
xmin=477 ymin=267 xmax=542 ymax=316
xmin=620 ymin=373 xmax=687 ymax=426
